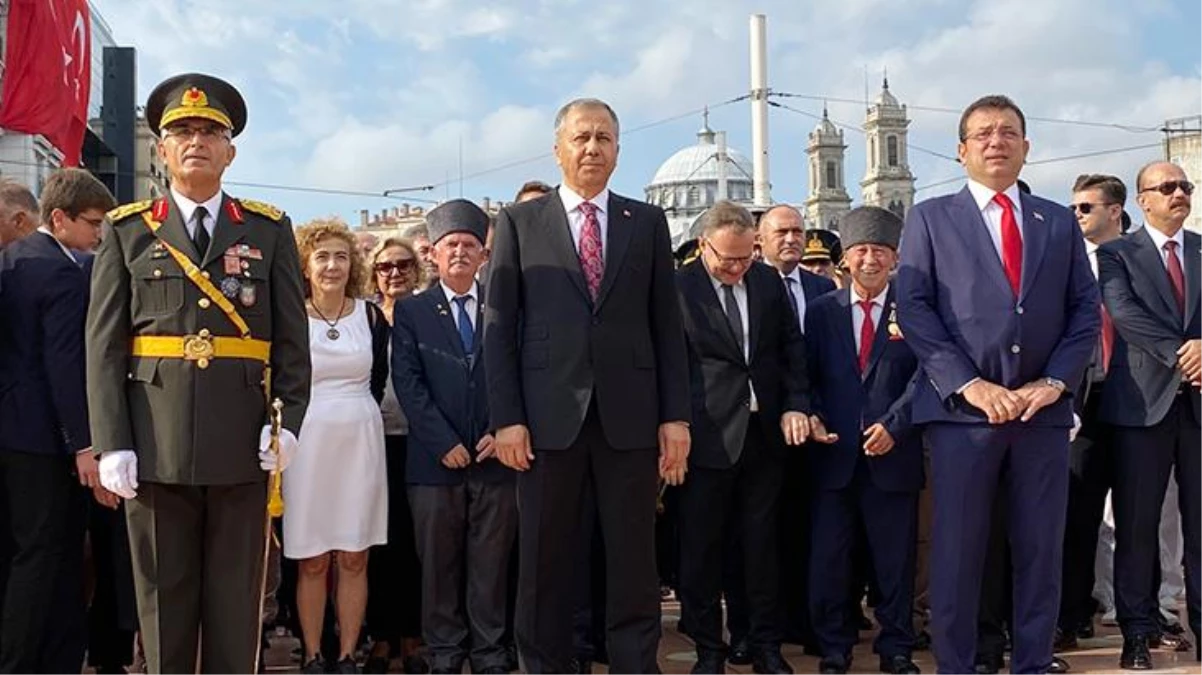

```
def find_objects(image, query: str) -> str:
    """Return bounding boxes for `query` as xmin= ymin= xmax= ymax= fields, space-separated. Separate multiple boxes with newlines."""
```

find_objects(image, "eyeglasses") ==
xmin=1069 ymin=202 xmax=1116 ymax=215
xmin=162 ymin=124 xmax=231 ymax=141
xmin=1139 ymin=180 xmax=1195 ymax=196
xmin=374 ymin=259 xmax=417 ymax=275
xmin=965 ymin=127 xmax=1023 ymax=144
xmin=703 ymin=240 xmax=754 ymax=267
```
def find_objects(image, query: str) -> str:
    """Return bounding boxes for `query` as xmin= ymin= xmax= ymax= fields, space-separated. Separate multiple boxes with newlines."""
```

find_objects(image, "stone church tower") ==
xmin=804 ymin=106 xmax=852 ymax=231
xmin=860 ymin=78 xmax=916 ymax=218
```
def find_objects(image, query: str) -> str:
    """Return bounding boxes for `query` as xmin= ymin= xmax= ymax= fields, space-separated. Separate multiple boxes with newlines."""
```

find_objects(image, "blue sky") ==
xmin=92 ymin=0 xmax=1201 ymax=225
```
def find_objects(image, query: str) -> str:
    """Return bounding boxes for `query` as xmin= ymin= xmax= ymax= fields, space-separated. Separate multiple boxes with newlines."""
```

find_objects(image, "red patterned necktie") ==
xmin=992 ymin=192 xmax=1023 ymax=295
xmin=858 ymin=299 xmax=875 ymax=374
xmin=1165 ymin=240 xmax=1185 ymax=317
xmin=578 ymin=201 xmax=604 ymax=301
xmin=1100 ymin=305 xmax=1114 ymax=374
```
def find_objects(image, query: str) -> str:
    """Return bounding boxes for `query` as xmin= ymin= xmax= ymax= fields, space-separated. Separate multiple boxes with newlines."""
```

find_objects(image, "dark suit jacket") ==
xmin=0 ymin=231 xmax=91 ymax=455
xmin=676 ymin=260 xmax=809 ymax=469
xmin=798 ymin=267 xmax=836 ymax=301
xmin=897 ymin=186 xmax=1100 ymax=427
xmin=1097 ymin=227 xmax=1201 ymax=427
xmin=484 ymin=190 xmax=690 ymax=450
xmin=804 ymin=286 xmax=923 ymax=492
xmin=393 ymin=284 xmax=510 ymax=485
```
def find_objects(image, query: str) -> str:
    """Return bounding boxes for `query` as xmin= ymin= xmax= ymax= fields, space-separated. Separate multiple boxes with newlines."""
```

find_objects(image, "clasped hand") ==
xmin=962 ymin=379 xmax=1061 ymax=424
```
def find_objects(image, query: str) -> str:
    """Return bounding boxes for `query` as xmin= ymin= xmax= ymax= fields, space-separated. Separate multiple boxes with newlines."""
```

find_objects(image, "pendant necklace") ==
xmin=311 ymin=297 xmax=347 ymax=340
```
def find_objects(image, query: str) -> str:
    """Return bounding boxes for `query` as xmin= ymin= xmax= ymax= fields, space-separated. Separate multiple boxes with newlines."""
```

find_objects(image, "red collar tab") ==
xmin=151 ymin=198 xmax=169 ymax=222
xmin=226 ymin=199 xmax=244 ymax=224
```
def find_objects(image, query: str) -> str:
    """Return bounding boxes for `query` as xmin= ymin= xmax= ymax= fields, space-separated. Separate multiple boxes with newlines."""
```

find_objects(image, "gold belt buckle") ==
xmin=182 ymin=331 xmax=215 ymax=369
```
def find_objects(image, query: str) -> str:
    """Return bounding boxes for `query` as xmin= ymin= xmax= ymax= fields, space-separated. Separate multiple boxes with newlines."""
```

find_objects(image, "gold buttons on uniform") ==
xmin=199 ymin=328 xmax=211 ymax=338
xmin=198 ymin=298 xmax=211 ymax=309
xmin=197 ymin=358 xmax=210 ymax=369
xmin=153 ymin=269 xmax=163 ymax=278
xmin=201 ymin=271 xmax=211 ymax=279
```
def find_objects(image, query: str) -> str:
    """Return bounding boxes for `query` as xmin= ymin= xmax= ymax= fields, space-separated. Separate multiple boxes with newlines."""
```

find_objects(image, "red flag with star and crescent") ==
xmin=0 ymin=0 xmax=91 ymax=166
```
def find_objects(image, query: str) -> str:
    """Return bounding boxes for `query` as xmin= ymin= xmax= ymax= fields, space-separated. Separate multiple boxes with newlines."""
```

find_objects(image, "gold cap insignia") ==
xmin=181 ymin=87 xmax=209 ymax=108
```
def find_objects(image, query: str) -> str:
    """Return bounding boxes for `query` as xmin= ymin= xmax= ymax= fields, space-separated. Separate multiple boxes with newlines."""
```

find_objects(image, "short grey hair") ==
xmin=554 ymin=98 xmax=620 ymax=137
xmin=0 ymin=179 xmax=38 ymax=217
xmin=699 ymin=200 xmax=755 ymax=235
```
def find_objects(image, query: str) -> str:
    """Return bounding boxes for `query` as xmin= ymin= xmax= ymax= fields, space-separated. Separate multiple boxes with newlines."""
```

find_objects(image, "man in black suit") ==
xmin=0 ymin=168 xmax=116 ymax=671
xmin=484 ymin=98 xmax=691 ymax=674
xmin=1099 ymin=160 xmax=1201 ymax=670
xmin=676 ymin=200 xmax=812 ymax=674
xmin=755 ymin=204 xmax=836 ymax=658
xmin=393 ymin=199 xmax=517 ymax=675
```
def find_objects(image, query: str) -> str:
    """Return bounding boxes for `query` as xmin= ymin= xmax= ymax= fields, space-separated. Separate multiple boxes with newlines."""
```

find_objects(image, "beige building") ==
xmin=1164 ymin=115 xmax=1201 ymax=234
xmin=353 ymin=198 xmax=505 ymax=239
xmin=134 ymin=116 xmax=170 ymax=201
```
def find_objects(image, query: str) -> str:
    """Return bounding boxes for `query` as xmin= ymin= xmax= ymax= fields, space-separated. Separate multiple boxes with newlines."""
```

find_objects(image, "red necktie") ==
xmin=858 ymin=299 xmax=875 ymax=374
xmin=578 ymin=202 xmax=604 ymax=301
xmin=1100 ymin=305 xmax=1114 ymax=374
xmin=992 ymin=193 xmax=1023 ymax=295
xmin=1165 ymin=240 xmax=1185 ymax=317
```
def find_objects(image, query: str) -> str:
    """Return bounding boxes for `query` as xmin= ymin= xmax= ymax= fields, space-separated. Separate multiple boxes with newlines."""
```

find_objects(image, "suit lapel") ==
xmin=833 ymin=289 xmax=858 ymax=376
xmin=202 ymin=195 xmax=246 ymax=269
xmin=471 ymin=284 xmax=485 ymax=370
xmin=426 ymin=285 xmax=467 ymax=360
xmin=745 ymin=267 xmax=764 ymax=361
xmin=687 ymin=262 xmax=743 ymax=361
xmin=1185 ymin=232 xmax=1200 ymax=328
xmin=950 ymin=187 xmax=1012 ymax=298
xmin=594 ymin=193 xmax=633 ymax=310
xmin=159 ymin=196 xmax=200 ymax=262
xmin=1017 ymin=193 xmax=1049 ymax=302
xmin=543 ymin=194 xmax=591 ymax=305
xmin=863 ymin=288 xmax=895 ymax=381
xmin=1131 ymin=227 xmax=1181 ymax=320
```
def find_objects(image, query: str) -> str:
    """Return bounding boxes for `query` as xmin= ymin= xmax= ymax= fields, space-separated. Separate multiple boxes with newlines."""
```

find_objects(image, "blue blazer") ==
xmin=897 ymin=186 xmax=1100 ymax=427
xmin=391 ymin=284 xmax=511 ymax=486
xmin=0 ymin=231 xmax=91 ymax=455
xmin=805 ymin=286 xmax=924 ymax=492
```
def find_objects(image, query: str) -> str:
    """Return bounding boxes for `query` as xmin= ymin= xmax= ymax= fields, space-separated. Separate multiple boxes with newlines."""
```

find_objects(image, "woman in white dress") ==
xmin=285 ymin=219 xmax=388 ymax=674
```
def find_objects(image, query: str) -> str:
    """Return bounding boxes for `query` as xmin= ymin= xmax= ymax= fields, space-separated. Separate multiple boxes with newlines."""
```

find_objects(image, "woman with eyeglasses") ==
xmin=285 ymin=219 xmax=390 ymax=674
xmin=363 ymin=238 xmax=429 ymax=674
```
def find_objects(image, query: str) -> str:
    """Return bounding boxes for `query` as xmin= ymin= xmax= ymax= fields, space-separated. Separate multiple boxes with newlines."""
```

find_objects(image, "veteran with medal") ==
xmin=85 ymin=73 xmax=311 ymax=673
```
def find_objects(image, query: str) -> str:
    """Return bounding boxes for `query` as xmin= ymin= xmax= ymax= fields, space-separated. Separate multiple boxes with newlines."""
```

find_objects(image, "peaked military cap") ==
xmin=426 ymin=199 xmax=489 ymax=245
xmin=801 ymin=228 xmax=842 ymax=264
xmin=840 ymin=206 xmax=903 ymax=251
xmin=146 ymin=73 xmax=247 ymax=137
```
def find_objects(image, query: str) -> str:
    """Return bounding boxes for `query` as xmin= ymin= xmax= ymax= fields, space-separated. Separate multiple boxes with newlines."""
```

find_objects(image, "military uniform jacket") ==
xmin=86 ymin=193 xmax=311 ymax=485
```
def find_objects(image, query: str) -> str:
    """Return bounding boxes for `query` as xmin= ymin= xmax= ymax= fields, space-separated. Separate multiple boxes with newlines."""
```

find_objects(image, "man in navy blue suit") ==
xmin=896 ymin=95 xmax=1100 ymax=674
xmin=392 ymin=199 xmax=517 ymax=675
xmin=806 ymin=206 xmax=923 ymax=675
xmin=0 ymin=168 xmax=115 ymax=671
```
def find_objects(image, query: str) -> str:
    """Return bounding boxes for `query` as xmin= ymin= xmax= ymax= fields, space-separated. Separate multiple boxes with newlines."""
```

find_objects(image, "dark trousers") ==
xmin=927 ymin=424 xmax=1069 ymax=674
xmin=678 ymin=419 xmax=784 ymax=659
xmin=572 ymin=492 xmax=607 ymax=663
xmin=778 ymin=446 xmax=817 ymax=647
xmin=126 ymin=481 xmax=268 ymax=674
xmin=39 ymin=483 xmax=89 ymax=674
xmin=88 ymin=500 xmax=138 ymax=670
xmin=367 ymin=435 xmax=423 ymax=649
xmin=1113 ymin=394 xmax=1201 ymax=640
xmin=976 ymin=488 xmax=1011 ymax=666
xmin=1059 ymin=390 xmax=1113 ymax=633
xmin=0 ymin=449 xmax=72 ymax=673
xmin=810 ymin=466 xmax=919 ymax=661
xmin=409 ymin=476 xmax=518 ymax=672
xmin=515 ymin=404 xmax=661 ymax=674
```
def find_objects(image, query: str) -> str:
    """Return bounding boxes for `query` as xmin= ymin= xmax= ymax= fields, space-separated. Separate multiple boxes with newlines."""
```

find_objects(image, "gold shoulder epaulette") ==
xmin=238 ymin=198 xmax=285 ymax=222
xmin=106 ymin=200 xmax=152 ymax=223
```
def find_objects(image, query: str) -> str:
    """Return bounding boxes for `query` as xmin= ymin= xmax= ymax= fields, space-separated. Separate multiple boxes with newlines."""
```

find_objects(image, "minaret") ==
xmin=804 ymin=105 xmax=852 ymax=231
xmin=861 ymin=77 xmax=916 ymax=218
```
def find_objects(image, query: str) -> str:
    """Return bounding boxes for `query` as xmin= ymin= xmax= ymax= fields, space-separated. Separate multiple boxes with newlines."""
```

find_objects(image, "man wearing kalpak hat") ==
xmin=85 ymin=72 xmax=311 ymax=673
xmin=803 ymin=206 xmax=924 ymax=675
xmin=391 ymin=198 xmax=517 ymax=674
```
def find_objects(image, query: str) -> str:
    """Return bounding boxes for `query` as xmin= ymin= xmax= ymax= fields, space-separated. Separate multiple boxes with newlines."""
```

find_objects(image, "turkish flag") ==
xmin=0 ymin=0 xmax=91 ymax=166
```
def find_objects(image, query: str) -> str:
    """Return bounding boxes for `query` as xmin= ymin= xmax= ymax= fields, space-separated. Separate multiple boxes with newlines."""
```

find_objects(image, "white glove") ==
xmin=1069 ymin=413 xmax=1082 ymax=443
xmin=98 ymin=450 xmax=139 ymax=500
xmin=258 ymin=426 xmax=298 ymax=473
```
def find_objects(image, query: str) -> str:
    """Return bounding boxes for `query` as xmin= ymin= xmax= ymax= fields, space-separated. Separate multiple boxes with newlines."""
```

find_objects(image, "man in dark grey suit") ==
xmin=484 ymin=98 xmax=691 ymax=674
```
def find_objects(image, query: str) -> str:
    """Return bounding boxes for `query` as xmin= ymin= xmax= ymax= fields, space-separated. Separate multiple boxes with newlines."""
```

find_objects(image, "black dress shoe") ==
xmin=972 ymin=656 xmax=1002 ymax=674
xmin=692 ymin=653 xmax=725 ymax=674
xmin=1076 ymin=623 xmax=1094 ymax=640
xmin=727 ymin=640 xmax=752 ymax=666
xmin=879 ymin=654 xmax=920 ymax=674
xmin=1151 ymin=631 xmax=1193 ymax=652
xmin=1048 ymin=656 xmax=1070 ymax=673
xmin=1120 ymin=635 xmax=1153 ymax=670
xmin=1158 ymin=616 xmax=1186 ymax=635
xmin=752 ymin=651 xmax=793 ymax=674
xmin=1054 ymin=627 xmax=1079 ymax=651
xmin=818 ymin=656 xmax=850 ymax=674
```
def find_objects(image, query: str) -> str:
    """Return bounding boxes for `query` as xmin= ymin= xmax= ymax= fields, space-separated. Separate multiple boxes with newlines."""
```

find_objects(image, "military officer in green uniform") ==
xmin=86 ymin=73 xmax=311 ymax=673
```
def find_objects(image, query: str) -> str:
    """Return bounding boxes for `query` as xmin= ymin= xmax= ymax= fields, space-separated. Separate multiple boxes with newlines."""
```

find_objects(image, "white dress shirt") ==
xmin=707 ymin=271 xmax=757 ymax=411
xmin=1141 ymin=223 xmax=1185 ymax=271
xmin=1085 ymin=240 xmax=1100 ymax=280
xmin=171 ymin=186 xmax=222 ymax=239
xmin=851 ymin=284 xmax=889 ymax=355
xmin=441 ymin=279 xmax=479 ymax=333
xmin=36 ymin=226 xmax=78 ymax=264
xmin=780 ymin=267 xmax=808 ymax=334
xmin=966 ymin=179 xmax=1024 ymax=262
xmin=558 ymin=184 xmax=609 ymax=261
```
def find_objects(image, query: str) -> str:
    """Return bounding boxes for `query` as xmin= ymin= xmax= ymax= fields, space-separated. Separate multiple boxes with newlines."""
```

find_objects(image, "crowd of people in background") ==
xmin=0 ymin=73 xmax=1197 ymax=675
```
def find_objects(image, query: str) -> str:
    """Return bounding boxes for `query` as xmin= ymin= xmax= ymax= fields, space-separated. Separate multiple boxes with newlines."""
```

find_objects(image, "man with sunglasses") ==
xmin=1097 ymin=161 xmax=1200 ymax=669
xmin=675 ymin=200 xmax=812 ymax=674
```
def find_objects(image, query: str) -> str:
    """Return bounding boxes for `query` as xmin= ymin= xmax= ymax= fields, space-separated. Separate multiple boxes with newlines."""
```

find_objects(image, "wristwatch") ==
xmin=1043 ymin=377 xmax=1067 ymax=393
